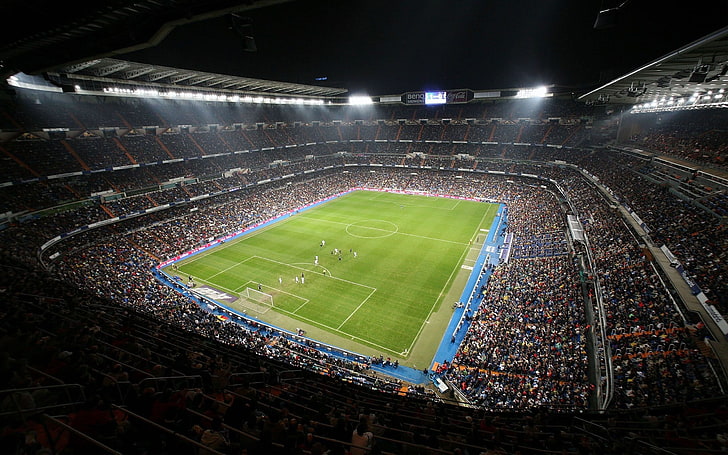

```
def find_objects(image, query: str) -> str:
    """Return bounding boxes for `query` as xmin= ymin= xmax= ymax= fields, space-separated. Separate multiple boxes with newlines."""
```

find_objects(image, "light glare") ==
xmin=349 ymin=95 xmax=373 ymax=105
xmin=516 ymin=86 xmax=549 ymax=98
xmin=99 ymin=86 xmax=323 ymax=105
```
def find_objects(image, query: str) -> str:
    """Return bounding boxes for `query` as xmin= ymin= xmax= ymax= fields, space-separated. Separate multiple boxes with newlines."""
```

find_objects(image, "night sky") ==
xmin=123 ymin=0 xmax=728 ymax=95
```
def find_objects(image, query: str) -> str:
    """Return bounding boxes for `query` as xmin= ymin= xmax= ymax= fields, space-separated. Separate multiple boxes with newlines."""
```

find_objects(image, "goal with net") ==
xmin=245 ymin=286 xmax=273 ymax=306
xmin=238 ymin=286 xmax=273 ymax=314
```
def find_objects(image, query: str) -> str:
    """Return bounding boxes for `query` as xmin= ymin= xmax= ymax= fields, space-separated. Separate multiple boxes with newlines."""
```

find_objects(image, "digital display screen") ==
xmin=425 ymin=91 xmax=447 ymax=105
xmin=403 ymin=90 xmax=471 ymax=105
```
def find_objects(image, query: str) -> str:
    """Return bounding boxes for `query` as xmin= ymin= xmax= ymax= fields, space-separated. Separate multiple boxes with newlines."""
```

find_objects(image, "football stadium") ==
xmin=1 ymin=1 xmax=727 ymax=454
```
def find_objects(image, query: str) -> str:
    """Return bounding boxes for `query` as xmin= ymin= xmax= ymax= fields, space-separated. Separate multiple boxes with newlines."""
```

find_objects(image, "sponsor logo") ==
xmin=195 ymin=286 xmax=237 ymax=302
xmin=447 ymin=90 xmax=469 ymax=103
xmin=404 ymin=92 xmax=425 ymax=104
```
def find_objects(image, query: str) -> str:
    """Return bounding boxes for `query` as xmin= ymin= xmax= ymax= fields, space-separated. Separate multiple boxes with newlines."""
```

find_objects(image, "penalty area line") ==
xmin=272 ymin=305 xmax=404 ymax=356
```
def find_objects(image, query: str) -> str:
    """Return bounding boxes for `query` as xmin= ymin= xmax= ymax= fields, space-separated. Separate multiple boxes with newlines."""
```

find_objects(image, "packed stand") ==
xmin=630 ymin=109 xmax=728 ymax=168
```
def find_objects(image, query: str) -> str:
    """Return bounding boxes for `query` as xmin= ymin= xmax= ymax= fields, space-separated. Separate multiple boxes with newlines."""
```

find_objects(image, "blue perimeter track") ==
xmin=428 ymin=204 xmax=506 ymax=370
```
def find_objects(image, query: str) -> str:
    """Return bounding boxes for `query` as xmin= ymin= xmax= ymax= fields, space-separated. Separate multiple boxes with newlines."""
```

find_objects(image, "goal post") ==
xmin=244 ymin=286 xmax=273 ymax=308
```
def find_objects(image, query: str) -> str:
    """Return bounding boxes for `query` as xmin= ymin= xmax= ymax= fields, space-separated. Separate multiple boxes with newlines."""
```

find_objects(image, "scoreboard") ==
xmin=402 ymin=89 xmax=472 ymax=105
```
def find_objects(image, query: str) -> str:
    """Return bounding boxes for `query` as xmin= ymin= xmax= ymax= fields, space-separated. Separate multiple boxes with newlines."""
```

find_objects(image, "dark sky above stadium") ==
xmin=123 ymin=0 xmax=728 ymax=96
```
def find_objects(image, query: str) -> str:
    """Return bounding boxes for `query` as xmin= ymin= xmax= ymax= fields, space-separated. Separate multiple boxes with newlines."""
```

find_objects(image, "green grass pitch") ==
xmin=175 ymin=190 xmax=497 ymax=359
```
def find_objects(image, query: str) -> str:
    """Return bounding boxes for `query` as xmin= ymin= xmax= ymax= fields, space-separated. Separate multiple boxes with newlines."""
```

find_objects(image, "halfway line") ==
xmin=297 ymin=216 xmax=469 ymax=246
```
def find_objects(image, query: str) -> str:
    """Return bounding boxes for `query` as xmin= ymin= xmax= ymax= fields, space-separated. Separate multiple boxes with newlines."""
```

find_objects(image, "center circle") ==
xmin=345 ymin=219 xmax=399 ymax=239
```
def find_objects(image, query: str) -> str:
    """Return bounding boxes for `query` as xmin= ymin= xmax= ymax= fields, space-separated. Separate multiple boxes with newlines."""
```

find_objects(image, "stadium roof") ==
xmin=0 ymin=0 xmax=294 ymax=81
xmin=2 ymin=1 xmax=727 ymax=97
xmin=579 ymin=26 xmax=728 ymax=106
xmin=47 ymin=58 xmax=347 ymax=97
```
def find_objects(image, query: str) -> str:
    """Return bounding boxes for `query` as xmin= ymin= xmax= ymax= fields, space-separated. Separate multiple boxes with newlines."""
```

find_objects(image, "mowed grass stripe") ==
xmin=177 ymin=191 xmax=496 ymax=355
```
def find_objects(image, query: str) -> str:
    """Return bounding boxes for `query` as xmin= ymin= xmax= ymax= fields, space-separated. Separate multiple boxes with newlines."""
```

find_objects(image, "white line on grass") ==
xmin=476 ymin=206 xmax=497 ymax=237
xmin=395 ymin=202 xmax=460 ymax=211
xmin=212 ymin=254 xmax=393 ymax=352
xmin=207 ymin=256 xmax=256 ymax=280
xmin=404 ymin=241 xmax=471 ymax=356
xmin=381 ymin=195 xmax=461 ymax=211
xmin=260 ymin=256 xmax=375 ymax=290
xmin=231 ymin=281 xmax=310 ymax=312
xmin=336 ymin=288 xmax=377 ymax=330
xmin=272 ymin=306 xmax=401 ymax=355
xmin=401 ymin=202 xmax=499 ymax=356
xmin=376 ymin=226 xmax=468 ymax=245
xmin=180 ymin=195 xmax=499 ymax=358
xmin=296 ymin=216 xmax=469 ymax=246
xmin=252 ymin=257 xmax=378 ymax=321
xmin=233 ymin=281 xmax=301 ymax=300
xmin=187 ymin=276 xmax=240 ymax=296
xmin=201 ymin=254 xmax=376 ymax=327
xmin=290 ymin=262 xmax=332 ymax=278
xmin=232 ymin=280 xmax=256 ymax=293
xmin=178 ymin=218 xmax=286 ymax=268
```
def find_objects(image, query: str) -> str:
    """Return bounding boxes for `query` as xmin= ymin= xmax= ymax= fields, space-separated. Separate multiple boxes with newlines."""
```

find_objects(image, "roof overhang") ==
xmin=41 ymin=58 xmax=347 ymax=98
xmin=579 ymin=26 xmax=728 ymax=109
xmin=0 ymin=0 xmax=293 ymax=81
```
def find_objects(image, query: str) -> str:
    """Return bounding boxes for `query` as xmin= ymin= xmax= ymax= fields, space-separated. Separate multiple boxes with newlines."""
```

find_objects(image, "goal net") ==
xmin=238 ymin=286 xmax=273 ymax=314
xmin=245 ymin=287 xmax=273 ymax=306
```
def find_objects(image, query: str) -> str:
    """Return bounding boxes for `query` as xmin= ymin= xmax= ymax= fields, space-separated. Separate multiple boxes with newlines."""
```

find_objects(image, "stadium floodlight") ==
xmin=95 ymin=83 xmax=325 ymax=106
xmin=631 ymin=92 xmax=728 ymax=113
xmin=349 ymin=95 xmax=373 ymax=105
xmin=516 ymin=86 xmax=549 ymax=99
